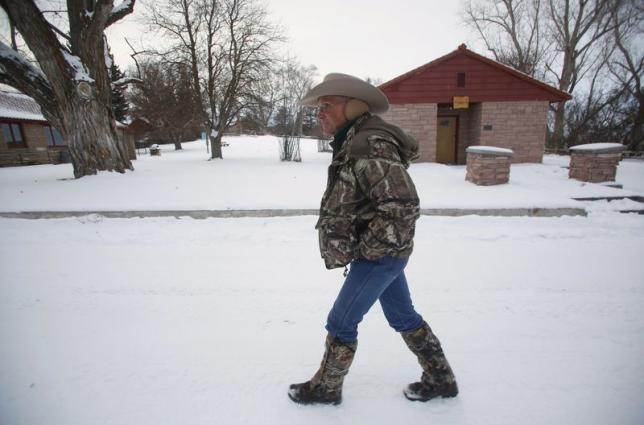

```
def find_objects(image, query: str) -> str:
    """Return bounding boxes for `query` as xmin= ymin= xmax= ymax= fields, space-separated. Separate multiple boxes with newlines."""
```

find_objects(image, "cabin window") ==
xmin=44 ymin=126 xmax=65 ymax=147
xmin=457 ymin=72 xmax=466 ymax=88
xmin=1 ymin=122 xmax=26 ymax=147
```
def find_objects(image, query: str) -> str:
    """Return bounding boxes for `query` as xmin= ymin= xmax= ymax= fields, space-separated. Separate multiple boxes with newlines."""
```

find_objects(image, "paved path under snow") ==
xmin=0 ymin=206 xmax=588 ymax=219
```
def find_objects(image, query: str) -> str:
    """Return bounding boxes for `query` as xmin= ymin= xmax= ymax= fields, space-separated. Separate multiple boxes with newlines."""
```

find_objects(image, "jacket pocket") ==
xmin=317 ymin=217 xmax=357 ymax=269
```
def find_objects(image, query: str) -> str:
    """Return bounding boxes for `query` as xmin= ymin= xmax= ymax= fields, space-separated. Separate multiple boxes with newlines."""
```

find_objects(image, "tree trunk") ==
xmin=210 ymin=133 xmax=223 ymax=159
xmin=63 ymin=94 xmax=132 ymax=178
xmin=0 ymin=0 xmax=136 ymax=178
xmin=67 ymin=4 xmax=132 ymax=177
xmin=628 ymin=96 xmax=644 ymax=151
xmin=551 ymin=47 xmax=575 ymax=150
xmin=210 ymin=113 xmax=227 ymax=159
xmin=551 ymin=103 xmax=567 ymax=150
xmin=174 ymin=142 xmax=183 ymax=150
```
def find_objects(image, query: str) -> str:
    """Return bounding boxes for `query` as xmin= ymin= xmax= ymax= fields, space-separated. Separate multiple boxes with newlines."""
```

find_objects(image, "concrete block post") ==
xmin=465 ymin=146 xmax=514 ymax=185
xmin=568 ymin=143 xmax=625 ymax=183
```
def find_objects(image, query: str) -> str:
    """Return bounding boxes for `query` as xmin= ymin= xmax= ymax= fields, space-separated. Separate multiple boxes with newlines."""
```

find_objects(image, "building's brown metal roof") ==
xmin=379 ymin=44 xmax=571 ymax=103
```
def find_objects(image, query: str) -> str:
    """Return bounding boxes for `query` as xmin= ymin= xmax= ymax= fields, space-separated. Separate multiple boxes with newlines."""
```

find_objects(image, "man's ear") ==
xmin=344 ymin=99 xmax=369 ymax=121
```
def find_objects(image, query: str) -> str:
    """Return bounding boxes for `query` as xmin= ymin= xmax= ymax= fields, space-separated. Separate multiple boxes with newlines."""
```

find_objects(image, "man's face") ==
xmin=317 ymin=96 xmax=349 ymax=136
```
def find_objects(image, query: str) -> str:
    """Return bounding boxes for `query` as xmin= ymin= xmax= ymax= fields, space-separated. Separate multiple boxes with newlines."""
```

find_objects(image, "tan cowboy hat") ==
xmin=300 ymin=73 xmax=390 ymax=113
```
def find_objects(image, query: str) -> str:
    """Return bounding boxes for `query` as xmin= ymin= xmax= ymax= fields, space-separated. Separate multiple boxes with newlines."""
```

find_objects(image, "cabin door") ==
xmin=436 ymin=116 xmax=458 ymax=164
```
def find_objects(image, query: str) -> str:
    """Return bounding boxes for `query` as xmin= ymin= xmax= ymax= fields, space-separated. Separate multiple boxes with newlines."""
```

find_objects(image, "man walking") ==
xmin=288 ymin=73 xmax=458 ymax=405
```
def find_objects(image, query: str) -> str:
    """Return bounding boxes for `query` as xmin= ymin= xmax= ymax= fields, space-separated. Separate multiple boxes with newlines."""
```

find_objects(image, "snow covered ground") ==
xmin=2 ymin=214 xmax=643 ymax=425
xmin=1 ymin=136 xmax=644 ymax=425
xmin=1 ymin=136 xmax=643 ymax=213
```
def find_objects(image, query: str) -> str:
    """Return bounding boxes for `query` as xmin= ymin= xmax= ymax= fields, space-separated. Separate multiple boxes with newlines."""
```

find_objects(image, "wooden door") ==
xmin=436 ymin=116 xmax=457 ymax=163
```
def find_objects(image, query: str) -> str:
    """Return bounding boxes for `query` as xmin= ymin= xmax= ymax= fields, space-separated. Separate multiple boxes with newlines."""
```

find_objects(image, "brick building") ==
xmin=378 ymin=45 xmax=571 ymax=164
xmin=0 ymin=89 xmax=68 ymax=167
xmin=0 ymin=88 xmax=137 ymax=167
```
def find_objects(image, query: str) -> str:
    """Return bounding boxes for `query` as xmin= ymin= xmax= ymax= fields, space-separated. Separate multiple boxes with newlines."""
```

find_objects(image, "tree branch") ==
xmin=0 ymin=0 xmax=72 ymax=92
xmin=0 ymin=41 xmax=56 ymax=114
xmin=106 ymin=0 xmax=136 ymax=28
xmin=111 ymin=76 xmax=142 ymax=87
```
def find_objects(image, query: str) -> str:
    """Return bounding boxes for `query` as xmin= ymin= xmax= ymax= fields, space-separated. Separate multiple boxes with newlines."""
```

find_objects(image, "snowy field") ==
xmin=1 ymin=136 xmax=644 ymax=425
xmin=1 ymin=136 xmax=643 ymax=213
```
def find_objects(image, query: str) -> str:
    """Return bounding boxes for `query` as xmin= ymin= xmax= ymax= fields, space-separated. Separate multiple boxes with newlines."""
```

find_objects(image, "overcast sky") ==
xmin=104 ymin=0 xmax=482 ymax=85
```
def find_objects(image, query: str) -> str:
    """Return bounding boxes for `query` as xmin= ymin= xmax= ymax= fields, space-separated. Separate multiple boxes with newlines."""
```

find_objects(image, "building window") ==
xmin=44 ymin=126 xmax=65 ymax=147
xmin=457 ymin=72 xmax=466 ymax=88
xmin=1 ymin=122 xmax=26 ymax=147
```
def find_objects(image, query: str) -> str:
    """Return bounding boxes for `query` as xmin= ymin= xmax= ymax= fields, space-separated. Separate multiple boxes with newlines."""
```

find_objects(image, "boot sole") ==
xmin=403 ymin=390 xmax=458 ymax=402
xmin=288 ymin=391 xmax=342 ymax=406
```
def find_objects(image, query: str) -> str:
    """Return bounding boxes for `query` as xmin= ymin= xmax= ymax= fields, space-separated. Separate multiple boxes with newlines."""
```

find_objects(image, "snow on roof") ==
xmin=0 ymin=90 xmax=46 ymax=122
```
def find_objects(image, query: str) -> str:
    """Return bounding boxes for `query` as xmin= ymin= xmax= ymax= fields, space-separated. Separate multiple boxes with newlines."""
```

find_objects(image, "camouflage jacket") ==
xmin=316 ymin=113 xmax=421 ymax=269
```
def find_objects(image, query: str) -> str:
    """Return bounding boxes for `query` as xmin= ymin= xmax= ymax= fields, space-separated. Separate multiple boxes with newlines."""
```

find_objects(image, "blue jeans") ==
xmin=325 ymin=256 xmax=424 ymax=343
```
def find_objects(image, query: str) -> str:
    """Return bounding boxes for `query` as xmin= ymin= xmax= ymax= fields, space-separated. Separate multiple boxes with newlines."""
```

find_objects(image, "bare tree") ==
xmin=562 ymin=0 xmax=641 ymax=149
xmin=143 ymin=0 xmax=206 ymax=118
xmin=142 ymin=0 xmax=282 ymax=159
xmin=124 ymin=37 xmax=151 ymax=79
xmin=463 ymin=0 xmax=627 ymax=150
xmin=243 ymin=65 xmax=282 ymax=134
xmin=546 ymin=0 xmax=622 ymax=149
xmin=128 ymin=60 xmax=201 ymax=150
xmin=205 ymin=0 xmax=282 ymax=158
xmin=0 ymin=0 xmax=136 ymax=178
xmin=365 ymin=76 xmax=384 ymax=86
xmin=608 ymin=0 xmax=643 ymax=151
xmin=463 ymin=0 xmax=550 ymax=77
xmin=279 ymin=59 xmax=316 ymax=136
xmin=563 ymin=52 xmax=628 ymax=146
xmin=564 ymin=84 xmax=633 ymax=147
xmin=275 ymin=59 xmax=316 ymax=161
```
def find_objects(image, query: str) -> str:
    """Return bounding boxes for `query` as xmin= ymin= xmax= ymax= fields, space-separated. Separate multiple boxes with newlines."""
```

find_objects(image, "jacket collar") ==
xmin=330 ymin=112 xmax=371 ymax=159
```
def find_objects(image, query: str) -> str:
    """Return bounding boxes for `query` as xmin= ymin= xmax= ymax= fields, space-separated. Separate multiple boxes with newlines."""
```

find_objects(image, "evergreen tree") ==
xmin=108 ymin=51 xmax=129 ymax=123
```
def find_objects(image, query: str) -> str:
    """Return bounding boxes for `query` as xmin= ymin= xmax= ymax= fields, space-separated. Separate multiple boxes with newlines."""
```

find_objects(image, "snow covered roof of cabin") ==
xmin=0 ymin=89 xmax=47 ymax=122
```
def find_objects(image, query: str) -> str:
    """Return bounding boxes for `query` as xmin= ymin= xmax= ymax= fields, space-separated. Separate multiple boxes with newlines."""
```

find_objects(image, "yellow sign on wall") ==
xmin=453 ymin=96 xmax=470 ymax=109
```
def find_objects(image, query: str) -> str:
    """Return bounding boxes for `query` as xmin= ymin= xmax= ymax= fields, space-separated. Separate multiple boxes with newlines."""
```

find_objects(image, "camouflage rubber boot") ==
xmin=401 ymin=322 xmax=458 ymax=402
xmin=288 ymin=334 xmax=357 ymax=405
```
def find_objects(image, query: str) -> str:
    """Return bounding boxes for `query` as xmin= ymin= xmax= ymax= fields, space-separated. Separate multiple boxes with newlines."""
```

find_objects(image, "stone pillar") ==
xmin=568 ymin=143 xmax=625 ymax=183
xmin=465 ymin=146 xmax=514 ymax=185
